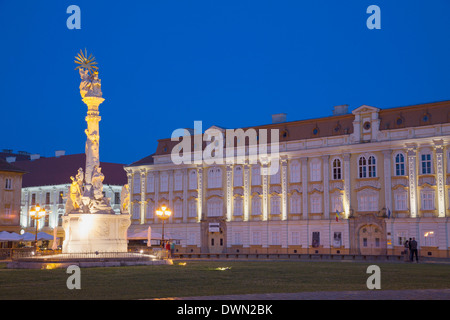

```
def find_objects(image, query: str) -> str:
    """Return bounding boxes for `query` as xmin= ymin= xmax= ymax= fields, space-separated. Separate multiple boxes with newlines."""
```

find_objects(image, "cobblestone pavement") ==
xmin=160 ymin=289 xmax=450 ymax=300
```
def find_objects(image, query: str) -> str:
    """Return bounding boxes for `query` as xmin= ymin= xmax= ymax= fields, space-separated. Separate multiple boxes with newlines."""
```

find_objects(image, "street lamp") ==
xmin=155 ymin=205 xmax=171 ymax=247
xmin=29 ymin=204 xmax=46 ymax=253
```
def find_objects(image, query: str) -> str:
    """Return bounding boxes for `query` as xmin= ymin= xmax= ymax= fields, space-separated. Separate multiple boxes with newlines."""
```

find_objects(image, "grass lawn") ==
xmin=0 ymin=260 xmax=449 ymax=299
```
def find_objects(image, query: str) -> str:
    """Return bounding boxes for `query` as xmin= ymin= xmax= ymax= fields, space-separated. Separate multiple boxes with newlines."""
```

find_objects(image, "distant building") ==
xmin=125 ymin=100 xmax=450 ymax=258
xmin=0 ymin=159 xmax=27 ymax=233
xmin=11 ymin=153 xmax=127 ymax=237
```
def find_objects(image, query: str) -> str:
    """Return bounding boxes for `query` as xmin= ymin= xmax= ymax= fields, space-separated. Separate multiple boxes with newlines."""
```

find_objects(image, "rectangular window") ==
xmin=187 ymin=232 xmax=196 ymax=245
xmin=421 ymin=191 xmax=434 ymax=210
xmin=421 ymin=154 xmax=432 ymax=174
xmin=310 ymin=161 xmax=321 ymax=182
xmin=312 ymin=232 xmax=320 ymax=248
xmin=58 ymin=191 xmax=64 ymax=204
xmin=291 ymin=232 xmax=300 ymax=245
xmin=271 ymin=231 xmax=280 ymax=245
xmin=251 ymin=231 xmax=261 ymax=245
xmin=45 ymin=192 xmax=50 ymax=205
xmin=58 ymin=214 xmax=63 ymax=226
xmin=147 ymin=174 xmax=155 ymax=192
xmin=114 ymin=192 xmax=120 ymax=205
xmin=234 ymin=232 xmax=242 ymax=245
xmin=310 ymin=196 xmax=322 ymax=213
xmin=333 ymin=232 xmax=342 ymax=247
xmin=5 ymin=178 xmax=12 ymax=190
xmin=394 ymin=192 xmax=407 ymax=211
xmin=31 ymin=193 xmax=36 ymax=206
xmin=188 ymin=200 xmax=197 ymax=217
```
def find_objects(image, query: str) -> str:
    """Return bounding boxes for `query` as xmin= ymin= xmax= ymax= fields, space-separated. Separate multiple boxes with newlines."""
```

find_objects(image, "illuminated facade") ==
xmin=126 ymin=101 xmax=450 ymax=257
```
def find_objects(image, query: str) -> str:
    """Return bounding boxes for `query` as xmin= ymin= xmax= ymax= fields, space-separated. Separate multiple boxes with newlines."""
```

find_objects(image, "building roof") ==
xmin=0 ymin=158 xmax=27 ymax=174
xmin=14 ymin=153 xmax=127 ymax=188
xmin=128 ymin=153 xmax=155 ymax=167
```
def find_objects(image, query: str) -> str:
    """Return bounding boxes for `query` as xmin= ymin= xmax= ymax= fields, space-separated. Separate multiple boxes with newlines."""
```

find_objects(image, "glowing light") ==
xmin=178 ymin=262 xmax=187 ymax=266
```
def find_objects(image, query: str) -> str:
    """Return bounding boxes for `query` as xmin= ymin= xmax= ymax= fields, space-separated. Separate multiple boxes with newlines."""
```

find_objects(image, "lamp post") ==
xmin=29 ymin=204 xmax=46 ymax=253
xmin=155 ymin=205 xmax=171 ymax=247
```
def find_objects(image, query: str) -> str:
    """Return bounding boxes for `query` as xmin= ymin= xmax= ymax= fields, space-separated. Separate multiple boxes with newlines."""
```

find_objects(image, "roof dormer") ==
xmin=349 ymin=105 xmax=381 ymax=143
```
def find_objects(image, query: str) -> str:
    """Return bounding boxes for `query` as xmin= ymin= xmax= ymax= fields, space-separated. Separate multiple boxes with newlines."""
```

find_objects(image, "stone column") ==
xmin=183 ymin=169 xmax=188 ymax=223
xmin=226 ymin=164 xmax=233 ymax=221
xmin=322 ymin=155 xmax=330 ymax=220
xmin=382 ymin=150 xmax=393 ymax=216
xmin=154 ymin=171 xmax=159 ymax=212
xmin=140 ymin=169 xmax=146 ymax=224
xmin=197 ymin=166 xmax=203 ymax=222
xmin=434 ymin=140 xmax=446 ymax=218
xmin=168 ymin=170 xmax=174 ymax=223
xmin=243 ymin=163 xmax=250 ymax=221
xmin=281 ymin=157 xmax=288 ymax=221
xmin=407 ymin=145 xmax=418 ymax=218
xmin=126 ymin=170 xmax=132 ymax=214
xmin=301 ymin=157 xmax=308 ymax=220
xmin=261 ymin=161 xmax=269 ymax=221
xmin=343 ymin=153 xmax=351 ymax=218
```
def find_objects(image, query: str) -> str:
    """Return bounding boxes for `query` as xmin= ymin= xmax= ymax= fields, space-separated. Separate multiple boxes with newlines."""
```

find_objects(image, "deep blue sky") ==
xmin=1 ymin=0 xmax=449 ymax=165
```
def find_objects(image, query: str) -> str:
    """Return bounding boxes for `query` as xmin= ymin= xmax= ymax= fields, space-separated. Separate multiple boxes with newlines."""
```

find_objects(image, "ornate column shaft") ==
xmin=301 ymin=157 xmax=308 ymax=220
xmin=407 ymin=145 xmax=418 ymax=218
xmin=322 ymin=155 xmax=330 ymax=220
xmin=226 ymin=164 xmax=233 ymax=221
xmin=197 ymin=166 xmax=203 ymax=222
xmin=243 ymin=163 xmax=250 ymax=221
xmin=434 ymin=140 xmax=446 ymax=217
xmin=343 ymin=153 xmax=351 ymax=218
xmin=261 ymin=162 xmax=269 ymax=221
xmin=382 ymin=150 xmax=393 ymax=215
xmin=183 ymin=169 xmax=188 ymax=223
xmin=281 ymin=157 xmax=288 ymax=221
xmin=140 ymin=169 xmax=146 ymax=224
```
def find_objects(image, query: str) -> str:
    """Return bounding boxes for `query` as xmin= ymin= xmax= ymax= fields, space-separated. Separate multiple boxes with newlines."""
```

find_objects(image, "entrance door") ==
xmin=208 ymin=231 xmax=224 ymax=254
xmin=359 ymin=225 xmax=382 ymax=255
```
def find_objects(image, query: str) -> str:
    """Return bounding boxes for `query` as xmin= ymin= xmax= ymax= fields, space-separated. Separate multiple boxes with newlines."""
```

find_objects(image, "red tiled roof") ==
xmin=14 ymin=154 xmax=126 ymax=188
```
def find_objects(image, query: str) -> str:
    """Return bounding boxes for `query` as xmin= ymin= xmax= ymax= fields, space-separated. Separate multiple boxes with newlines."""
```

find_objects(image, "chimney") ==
xmin=333 ymin=105 xmax=349 ymax=116
xmin=55 ymin=150 xmax=66 ymax=157
xmin=6 ymin=156 xmax=16 ymax=163
xmin=272 ymin=113 xmax=287 ymax=124
xmin=30 ymin=154 xmax=40 ymax=160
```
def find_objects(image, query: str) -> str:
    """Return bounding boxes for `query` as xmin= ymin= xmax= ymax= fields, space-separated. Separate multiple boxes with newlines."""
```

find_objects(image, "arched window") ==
xmin=208 ymin=167 xmax=222 ymax=188
xmin=310 ymin=159 xmax=321 ymax=181
xmin=160 ymin=172 xmax=169 ymax=191
xmin=147 ymin=173 xmax=154 ymax=192
xmin=310 ymin=194 xmax=322 ymax=213
xmin=290 ymin=160 xmax=301 ymax=183
xmin=207 ymin=197 xmax=223 ymax=217
xmin=174 ymin=171 xmax=183 ymax=191
xmin=132 ymin=203 xmax=140 ymax=219
xmin=358 ymin=155 xmax=377 ymax=178
xmin=331 ymin=192 xmax=343 ymax=213
xmin=174 ymin=199 xmax=183 ymax=218
xmin=395 ymin=153 xmax=405 ymax=176
xmin=289 ymin=193 xmax=301 ymax=214
xmin=188 ymin=199 xmax=197 ymax=217
xmin=270 ymin=168 xmax=280 ymax=184
xmin=146 ymin=201 xmax=154 ymax=219
xmin=332 ymin=158 xmax=342 ymax=180
xmin=234 ymin=166 xmax=243 ymax=187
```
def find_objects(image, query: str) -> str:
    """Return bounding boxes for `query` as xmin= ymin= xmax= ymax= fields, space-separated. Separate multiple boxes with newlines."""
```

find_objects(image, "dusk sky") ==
xmin=1 ymin=0 xmax=449 ymax=165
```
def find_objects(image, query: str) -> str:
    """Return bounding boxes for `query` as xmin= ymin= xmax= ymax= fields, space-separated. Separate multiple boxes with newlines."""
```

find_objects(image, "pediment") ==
xmin=352 ymin=105 xmax=380 ymax=115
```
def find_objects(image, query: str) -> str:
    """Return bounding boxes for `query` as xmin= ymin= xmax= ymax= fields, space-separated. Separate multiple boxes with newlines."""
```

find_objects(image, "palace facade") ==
xmin=126 ymin=101 xmax=450 ymax=257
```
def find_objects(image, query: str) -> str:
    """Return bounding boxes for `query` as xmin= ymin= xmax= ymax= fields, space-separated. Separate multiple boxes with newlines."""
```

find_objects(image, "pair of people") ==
xmin=164 ymin=241 xmax=175 ymax=258
xmin=404 ymin=237 xmax=419 ymax=262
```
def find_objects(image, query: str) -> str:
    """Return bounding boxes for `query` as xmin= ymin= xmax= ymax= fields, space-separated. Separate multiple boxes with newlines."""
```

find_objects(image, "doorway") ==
xmin=359 ymin=224 xmax=382 ymax=255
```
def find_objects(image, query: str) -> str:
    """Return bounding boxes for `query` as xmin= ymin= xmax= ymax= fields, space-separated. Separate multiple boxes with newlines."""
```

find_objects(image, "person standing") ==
xmin=404 ymin=239 xmax=410 ymax=262
xmin=410 ymin=237 xmax=419 ymax=263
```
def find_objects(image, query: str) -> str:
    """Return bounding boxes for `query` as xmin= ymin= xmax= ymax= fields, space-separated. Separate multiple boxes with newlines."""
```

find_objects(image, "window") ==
xmin=160 ymin=172 xmax=168 ymax=192
xmin=234 ymin=166 xmax=243 ymax=187
xmin=421 ymin=189 xmax=435 ymax=210
xmin=5 ymin=178 xmax=12 ymax=190
xmin=331 ymin=193 xmax=343 ymax=213
xmin=270 ymin=169 xmax=280 ymax=184
xmin=4 ymin=206 xmax=11 ymax=219
xmin=251 ymin=231 xmax=261 ymax=245
xmin=310 ymin=159 xmax=321 ymax=181
xmin=146 ymin=201 xmax=154 ymax=219
xmin=234 ymin=232 xmax=242 ymax=245
xmin=332 ymin=159 xmax=342 ymax=180
xmin=423 ymin=231 xmax=436 ymax=246
xmin=44 ymin=214 xmax=49 ymax=227
xmin=174 ymin=200 xmax=183 ymax=218
xmin=333 ymin=232 xmax=342 ymax=247
xmin=291 ymin=232 xmax=300 ymax=245
xmin=357 ymin=189 xmax=379 ymax=211
xmin=31 ymin=193 xmax=36 ymax=206
xmin=270 ymin=195 xmax=281 ymax=215
xmin=208 ymin=167 xmax=222 ymax=188
xmin=310 ymin=194 xmax=322 ymax=213
xmin=397 ymin=231 xmax=407 ymax=246
xmin=312 ymin=232 xmax=320 ymax=248
xmin=251 ymin=196 xmax=261 ymax=215
xmin=189 ymin=170 xmax=197 ymax=190
xmin=114 ymin=192 xmax=120 ymax=205
xmin=147 ymin=173 xmax=155 ymax=192
xmin=233 ymin=197 xmax=243 ymax=216
xmin=45 ymin=192 xmax=51 ymax=205
xmin=59 ymin=191 xmax=64 ymax=204
xmin=174 ymin=171 xmax=183 ymax=191
xmin=252 ymin=165 xmax=261 ymax=185
xmin=271 ymin=231 xmax=280 ymax=245
xmin=133 ymin=174 xmax=141 ymax=193
xmin=132 ymin=204 xmax=140 ymax=219
xmin=187 ymin=232 xmax=196 ymax=245
xmin=290 ymin=160 xmax=301 ymax=183
xmin=394 ymin=191 xmax=408 ymax=211
xmin=188 ymin=199 xmax=197 ymax=218
xmin=358 ymin=155 xmax=376 ymax=178
xmin=58 ymin=214 xmax=63 ymax=226
xmin=207 ymin=198 xmax=223 ymax=217
xmin=421 ymin=153 xmax=432 ymax=174
xmin=289 ymin=194 xmax=301 ymax=214
xmin=395 ymin=153 xmax=405 ymax=176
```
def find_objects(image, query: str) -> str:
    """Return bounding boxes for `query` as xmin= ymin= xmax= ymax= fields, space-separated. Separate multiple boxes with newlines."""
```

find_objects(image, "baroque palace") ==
xmin=126 ymin=101 xmax=450 ymax=257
